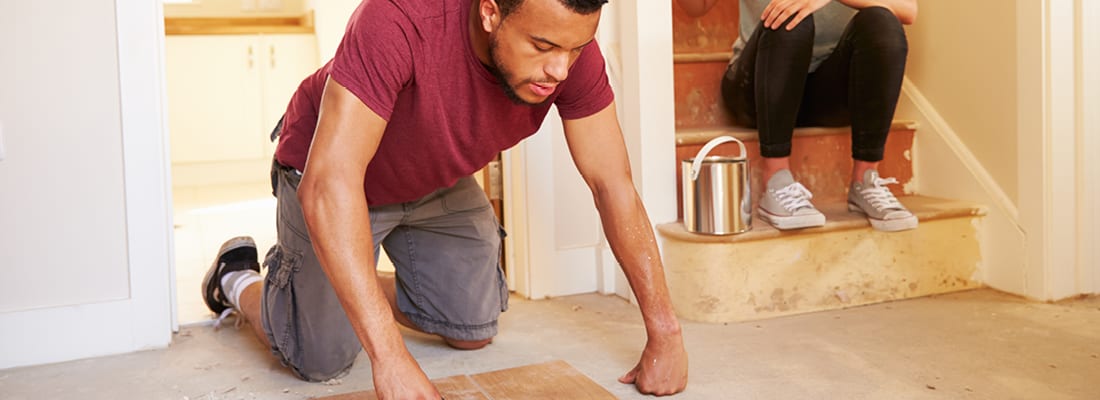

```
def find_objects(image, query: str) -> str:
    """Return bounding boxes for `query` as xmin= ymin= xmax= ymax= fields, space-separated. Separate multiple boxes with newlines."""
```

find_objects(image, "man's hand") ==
xmin=372 ymin=352 xmax=441 ymax=400
xmin=762 ymin=0 xmax=832 ymax=30
xmin=618 ymin=331 xmax=689 ymax=396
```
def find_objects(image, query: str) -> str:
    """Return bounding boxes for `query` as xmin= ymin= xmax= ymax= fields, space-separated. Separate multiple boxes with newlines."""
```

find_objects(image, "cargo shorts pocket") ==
xmin=261 ymin=243 xmax=305 ymax=367
xmin=264 ymin=244 xmax=302 ymax=289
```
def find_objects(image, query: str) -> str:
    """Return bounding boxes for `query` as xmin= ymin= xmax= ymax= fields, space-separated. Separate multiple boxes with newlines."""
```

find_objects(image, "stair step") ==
xmin=658 ymin=195 xmax=987 ymax=323
xmin=675 ymin=121 xmax=917 ymax=219
xmin=673 ymin=0 xmax=740 ymax=55
xmin=674 ymin=61 xmax=733 ymax=129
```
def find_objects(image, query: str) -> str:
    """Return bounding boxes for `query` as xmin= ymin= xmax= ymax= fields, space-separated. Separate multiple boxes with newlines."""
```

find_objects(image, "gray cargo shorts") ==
xmin=260 ymin=162 xmax=509 ymax=382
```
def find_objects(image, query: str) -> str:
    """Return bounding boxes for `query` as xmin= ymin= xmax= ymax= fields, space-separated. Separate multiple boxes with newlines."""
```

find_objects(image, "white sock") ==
xmin=220 ymin=269 xmax=262 ymax=308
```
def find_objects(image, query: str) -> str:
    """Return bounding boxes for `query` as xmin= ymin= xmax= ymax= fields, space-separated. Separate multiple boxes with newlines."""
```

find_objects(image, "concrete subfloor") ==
xmin=1 ymin=289 xmax=1097 ymax=400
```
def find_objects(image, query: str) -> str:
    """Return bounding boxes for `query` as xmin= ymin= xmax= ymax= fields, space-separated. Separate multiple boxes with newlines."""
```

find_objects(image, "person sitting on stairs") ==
xmin=676 ymin=0 xmax=919 ymax=232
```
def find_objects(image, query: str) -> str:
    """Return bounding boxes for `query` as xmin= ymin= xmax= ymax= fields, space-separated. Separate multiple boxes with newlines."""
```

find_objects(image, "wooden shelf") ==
xmin=164 ymin=12 xmax=314 ymax=35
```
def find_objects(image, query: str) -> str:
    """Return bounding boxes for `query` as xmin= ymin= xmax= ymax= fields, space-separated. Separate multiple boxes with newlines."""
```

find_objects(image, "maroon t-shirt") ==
xmin=274 ymin=0 xmax=614 ymax=206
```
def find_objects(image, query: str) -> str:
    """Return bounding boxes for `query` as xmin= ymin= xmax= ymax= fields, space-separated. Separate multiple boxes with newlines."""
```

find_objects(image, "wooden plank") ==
xmin=313 ymin=361 xmax=616 ymax=400
xmin=469 ymin=360 xmax=617 ymax=400
xmin=314 ymin=375 xmax=488 ymax=400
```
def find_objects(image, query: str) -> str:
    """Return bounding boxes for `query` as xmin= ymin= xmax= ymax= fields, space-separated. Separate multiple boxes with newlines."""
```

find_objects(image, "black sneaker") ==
xmin=201 ymin=236 xmax=260 ymax=315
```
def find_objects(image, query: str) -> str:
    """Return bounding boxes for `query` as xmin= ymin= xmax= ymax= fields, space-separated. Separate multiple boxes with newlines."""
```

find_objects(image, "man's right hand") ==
xmin=372 ymin=352 xmax=441 ymax=400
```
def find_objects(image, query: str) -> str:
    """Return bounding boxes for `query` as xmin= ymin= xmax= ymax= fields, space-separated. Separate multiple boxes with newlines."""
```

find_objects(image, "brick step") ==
xmin=658 ymin=195 xmax=986 ymax=323
xmin=675 ymin=121 xmax=917 ymax=219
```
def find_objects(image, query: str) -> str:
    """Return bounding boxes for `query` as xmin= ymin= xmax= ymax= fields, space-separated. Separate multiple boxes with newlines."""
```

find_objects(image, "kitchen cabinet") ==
xmin=165 ymin=33 xmax=318 ymax=184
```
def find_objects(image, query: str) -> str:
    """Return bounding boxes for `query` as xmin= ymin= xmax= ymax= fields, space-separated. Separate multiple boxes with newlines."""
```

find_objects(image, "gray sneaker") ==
xmin=757 ymin=170 xmax=826 ymax=230
xmin=848 ymin=170 xmax=918 ymax=232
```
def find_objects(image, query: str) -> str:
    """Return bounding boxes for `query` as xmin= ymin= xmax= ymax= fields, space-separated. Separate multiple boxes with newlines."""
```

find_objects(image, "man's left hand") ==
xmin=618 ymin=331 xmax=689 ymax=396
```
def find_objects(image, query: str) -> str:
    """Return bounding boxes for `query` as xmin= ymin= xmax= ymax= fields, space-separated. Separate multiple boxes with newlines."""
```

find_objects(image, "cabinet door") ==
xmin=259 ymin=34 xmax=320 ymax=156
xmin=165 ymin=35 xmax=265 ymax=164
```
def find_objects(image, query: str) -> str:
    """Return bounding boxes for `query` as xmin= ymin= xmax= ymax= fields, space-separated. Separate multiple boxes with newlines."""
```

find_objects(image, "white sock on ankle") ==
xmin=220 ymin=269 xmax=262 ymax=308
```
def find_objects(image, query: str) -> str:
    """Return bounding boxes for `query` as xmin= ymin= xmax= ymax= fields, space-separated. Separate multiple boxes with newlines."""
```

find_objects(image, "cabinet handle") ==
xmin=270 ymin=45 xmax=276 ymax=69
xmin=248 ymin=45 xmax=255 ymax=69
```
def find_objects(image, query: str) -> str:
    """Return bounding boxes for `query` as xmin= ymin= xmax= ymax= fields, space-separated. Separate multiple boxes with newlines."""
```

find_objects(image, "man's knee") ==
xmin=444 ymin=337 xmax=493 ymax=350
xmin=293 ymin=353 xmax=356 ymax=382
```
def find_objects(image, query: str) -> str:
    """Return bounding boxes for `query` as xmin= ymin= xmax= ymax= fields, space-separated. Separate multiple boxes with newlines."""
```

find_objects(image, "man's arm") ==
xmin=298 ymin=77 xmax=440 ymax=399
xmin=562 ymin=102 xmax=689 ymax=396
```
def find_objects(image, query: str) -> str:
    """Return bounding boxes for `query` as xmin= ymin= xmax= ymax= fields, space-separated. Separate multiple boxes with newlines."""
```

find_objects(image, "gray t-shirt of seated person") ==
xmin=731 ymin=0 xmax=858 ymax=73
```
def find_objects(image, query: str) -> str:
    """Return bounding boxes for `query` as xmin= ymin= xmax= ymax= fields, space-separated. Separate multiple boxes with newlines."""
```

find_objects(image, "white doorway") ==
xmin=162 ymin=0 xmax=319 ymax=324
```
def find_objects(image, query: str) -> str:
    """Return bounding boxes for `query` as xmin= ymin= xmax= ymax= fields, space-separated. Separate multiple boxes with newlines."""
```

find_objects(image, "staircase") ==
xmin=660 ymin=1 xmax=985 ymax=323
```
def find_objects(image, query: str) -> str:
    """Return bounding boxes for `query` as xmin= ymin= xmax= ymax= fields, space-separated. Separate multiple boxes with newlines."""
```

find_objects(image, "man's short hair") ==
xmin=497 ymin=0 xmax=609 ymax=19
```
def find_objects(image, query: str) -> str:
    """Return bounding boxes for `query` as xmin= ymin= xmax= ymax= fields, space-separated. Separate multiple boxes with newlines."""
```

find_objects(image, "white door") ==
xmin=504 ymin=110 xmax=604 ymax=299
xmin=0 ymin=0 xmax=173 ymax=369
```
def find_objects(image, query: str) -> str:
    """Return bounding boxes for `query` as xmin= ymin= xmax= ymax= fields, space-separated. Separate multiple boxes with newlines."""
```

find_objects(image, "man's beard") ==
xmin=487 ymin=36 xmax=545 ymax=106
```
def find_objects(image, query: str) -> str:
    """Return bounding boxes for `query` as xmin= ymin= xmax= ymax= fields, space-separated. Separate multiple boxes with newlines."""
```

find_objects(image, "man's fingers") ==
xmin=618 ymin=365 xmax=640 ymax=384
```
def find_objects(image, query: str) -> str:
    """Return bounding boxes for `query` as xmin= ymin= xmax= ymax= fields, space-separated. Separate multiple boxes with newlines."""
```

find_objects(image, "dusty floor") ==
xmin=1 ymin=289 xmax=1097 ymax=400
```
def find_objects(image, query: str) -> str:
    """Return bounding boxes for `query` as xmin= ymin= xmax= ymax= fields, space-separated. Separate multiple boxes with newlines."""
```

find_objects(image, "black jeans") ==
xmin=721 ymin=6 xmax=908 ymax=162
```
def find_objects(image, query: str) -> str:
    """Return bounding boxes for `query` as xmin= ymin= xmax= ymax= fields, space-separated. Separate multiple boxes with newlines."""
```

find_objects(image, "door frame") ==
xmin=115 ymin=0 xmax=177 ymax=342
xmin=1016 ymin=0 xmax=1099 ymax=299
xmin=501 ymin=2 xmax=677 ymax=299
xmin=1080 ymin=0 xmax=1100 ymax=292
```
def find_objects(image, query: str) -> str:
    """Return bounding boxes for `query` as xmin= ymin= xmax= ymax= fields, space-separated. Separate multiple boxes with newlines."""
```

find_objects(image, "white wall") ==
xmin=0 ymin=0 xmax=173 ymax=368
xmin=307 ymin=0 xmax=360 ymax=62
xmin=894 ymin=0 xmax=1029 ymax=295
xmin=902 ymin=1 xmax=1019 ymax=203
xmin=898 ymin=0 xmax=1099 ymax=299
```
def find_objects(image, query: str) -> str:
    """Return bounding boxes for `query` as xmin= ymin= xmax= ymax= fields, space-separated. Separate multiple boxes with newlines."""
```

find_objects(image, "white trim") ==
xmin=0 ymin=0 xmax=174 ymax=369
xmin=116 ymin=0 xmax=176 ymax=351
xmin=158 ymin=1 xmax=181 ymax=333
xmin=1079 ymin=0 xmax=1100 ymax=294
xmin=613 ymin=1 xmax=676 ymax=301
xmin=502 ymin=147 xmax=531 ymax=297
xmin=1015 ymin=0 xmax=1087 ymax=300
xmin=1044 ymin=0 xmax=1078 ymax=299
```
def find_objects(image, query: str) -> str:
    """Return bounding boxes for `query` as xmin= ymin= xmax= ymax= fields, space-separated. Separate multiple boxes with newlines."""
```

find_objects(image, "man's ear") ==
xmin=478 ymin=0 xmax=502 ymax=33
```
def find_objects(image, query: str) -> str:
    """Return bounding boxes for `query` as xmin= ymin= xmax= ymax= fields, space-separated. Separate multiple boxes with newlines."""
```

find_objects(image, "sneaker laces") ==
xmin=774 ymin=182 xmax=815 ymax=212
xmin=213 ymin=308 xmax=243 ymax=330
xmin=860 ymin=176 xmax=904 ymax=211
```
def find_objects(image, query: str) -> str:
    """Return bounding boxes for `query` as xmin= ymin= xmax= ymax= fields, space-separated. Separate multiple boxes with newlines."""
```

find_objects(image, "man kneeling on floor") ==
xmin=201 ymin=0 xmax=689 ymax=397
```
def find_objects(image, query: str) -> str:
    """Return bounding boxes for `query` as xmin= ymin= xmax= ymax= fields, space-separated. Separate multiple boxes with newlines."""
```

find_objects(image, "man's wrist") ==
xmin=645 ymin=315 xmax=683 ymax=338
